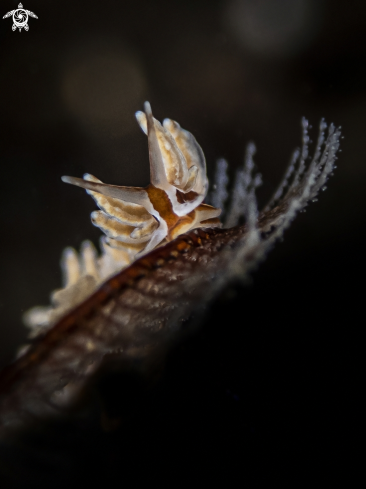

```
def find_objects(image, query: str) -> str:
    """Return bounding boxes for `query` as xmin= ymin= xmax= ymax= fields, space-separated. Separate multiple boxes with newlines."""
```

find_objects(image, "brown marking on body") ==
xmin=146 ymin=184 xmax=179 ymax=230
xmin=169 ymin=211 xmax=195 ymax=240
xmin=175 ymin=189 xmax=199 ymax=204
xmin=146 ymin=184 xmax=195 ymax=240
xmin=195 ymin=203 xmax=218 ymax=212
xmin=200 ymin=218 xmax=221 ymax=226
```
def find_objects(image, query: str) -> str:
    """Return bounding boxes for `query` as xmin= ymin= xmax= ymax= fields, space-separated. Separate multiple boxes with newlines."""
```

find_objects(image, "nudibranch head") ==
xmin=62 ymin=102 xmax=221 ymax=262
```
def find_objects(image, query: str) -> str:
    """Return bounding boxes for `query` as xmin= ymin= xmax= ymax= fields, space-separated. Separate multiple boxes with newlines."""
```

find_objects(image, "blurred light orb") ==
xmin=225 ymin=0 xmax=323 ymax=58
xmin=62 ymin=42 xmax=147 ymax=139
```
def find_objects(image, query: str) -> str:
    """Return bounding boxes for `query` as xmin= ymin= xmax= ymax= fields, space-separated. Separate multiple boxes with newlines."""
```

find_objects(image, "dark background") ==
xmin=0 ymin=0 xmax=364 ymax=484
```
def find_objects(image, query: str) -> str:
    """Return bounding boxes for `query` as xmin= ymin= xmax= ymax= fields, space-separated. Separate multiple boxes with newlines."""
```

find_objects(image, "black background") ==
xmin=0 ymin=0 xmax=364 ymax=485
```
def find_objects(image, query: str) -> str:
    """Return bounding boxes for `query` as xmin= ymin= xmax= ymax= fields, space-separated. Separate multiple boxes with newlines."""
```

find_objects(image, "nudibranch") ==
xmin=23 ymin=102 xmax=221 ymax=334
xmin=62 ymin=102 xmax=221 ymax=256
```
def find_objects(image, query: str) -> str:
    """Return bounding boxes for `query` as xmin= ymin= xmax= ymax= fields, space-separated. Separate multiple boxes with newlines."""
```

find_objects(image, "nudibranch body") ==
xmin=23 ymin=102 xmax=221 ymax=333
xmin=63 ymin=102 xmax=221 ymax=260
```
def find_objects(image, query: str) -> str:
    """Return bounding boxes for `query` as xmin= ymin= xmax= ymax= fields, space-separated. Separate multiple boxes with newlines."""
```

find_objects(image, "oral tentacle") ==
xmin=61 ymin=176 xmax=150 ymax=208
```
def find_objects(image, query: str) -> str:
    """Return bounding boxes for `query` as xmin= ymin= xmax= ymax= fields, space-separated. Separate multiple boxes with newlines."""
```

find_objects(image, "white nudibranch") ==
xmin=23 ymin=102 xmax=221 ymax=335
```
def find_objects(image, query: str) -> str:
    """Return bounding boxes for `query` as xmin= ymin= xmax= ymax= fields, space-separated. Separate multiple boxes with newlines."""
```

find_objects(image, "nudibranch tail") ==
xmin=23 ymin=240 xmax=103 ymax=338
